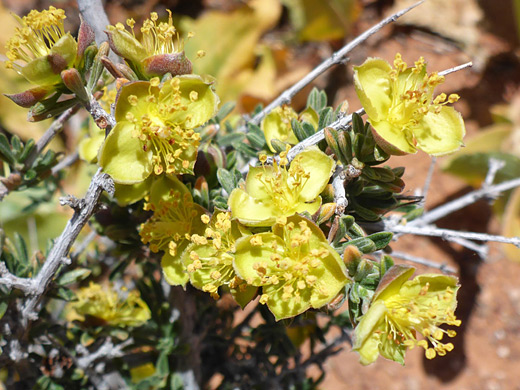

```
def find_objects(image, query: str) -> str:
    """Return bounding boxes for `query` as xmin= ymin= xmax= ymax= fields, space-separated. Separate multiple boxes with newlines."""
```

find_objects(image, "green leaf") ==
xmin=217 ymin=132 xmax=245 ymax=147
xmin=156 ymin=352 xmax=170 ymax=377
xmin=246 ymin=127 xmax=267 ymax=149
xmin=54 ymin=287 xmax=76 ymax=301
xmin=217 ymin=168 xmax=236 ymax=194
xmin=307 ymin=87 xmax=327 ymax=112
xmin=301 ymin=122 xmax=316 ymax=138
xmin=318 ymin=107 xmax=333 ymax=130
xmin=19 ymin=138 xmax=36 ymax=163
xmin=352 ymin=112 xmax=364 ymax=134
xmin=291 ymin=119 xmax=307 ymax=142
xmin=57 ymin=268 xmax=92 ymax=286
xmin=170 ymin=374 xmax=184 ymax=390
xmin=366 ymin=232 xmax=393 ymax=251
xmin=13 ymin=232 xmax=29 ymax=267
xmin=0 ymin=134 xmax=15 ymax=165
xmin=11 ymin=135 xmax=22 ymax=158
xmin=342 ymin=237 xmax=376 ymax=254
xmin=216 ymin=101 xmax=236 ymax=122
xmin=380 ymin=255 xmax=394 ymax=278
xmin=0 ymin=301 xmax=8 ymax=320
xmin=234 ymin=141 xmax=258 ymax=157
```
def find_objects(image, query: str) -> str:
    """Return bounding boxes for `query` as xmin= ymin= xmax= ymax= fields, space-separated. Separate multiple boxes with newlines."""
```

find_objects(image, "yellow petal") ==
xmin=415 ymin=106 xmax=466 ymax=156
xmin=99 ymin=122 xmax=153 ymax=184
xmin=353 ymin=58 xmax=393 ymax=122
xmin=371 ymin=120 xmax=417 ymax=155
xmin=228 ymin=188 xmax=278 ymax=226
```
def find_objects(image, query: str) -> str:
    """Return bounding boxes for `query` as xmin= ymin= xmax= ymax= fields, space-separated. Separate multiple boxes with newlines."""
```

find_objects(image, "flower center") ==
xmin=252 ymin=221 xmax=330 ymax=303
xmin=187 ymin=213 xmax=238 ymax=299
xmin=6 ymin=6 xmax=66 ymax=67
xmin=126 ymin=80 xmax=201 ymax=175
xmin=121 ymin=11 xmax=183 ymax=57
xmin=386 ymin=54 xmax=459 ymax=139
xmin=140 ymin=192 xmax=197 ymax=253
xmin=257 ymin=153 xmax=311 ymax=213
xmin=382 ymin=283 xmax=460 ymax=359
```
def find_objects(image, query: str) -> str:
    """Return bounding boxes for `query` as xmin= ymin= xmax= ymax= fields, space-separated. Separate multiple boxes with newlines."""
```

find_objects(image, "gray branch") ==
xmin=0 ymin=262 xmax=35 ymax=294
xmin=389 ymin=251 xmax=456 ymax=274
xmin=0 ymin=105 xmax=80 ymax=201
xmin=77 ymin=0 xmax=111 ymax=45
xmin=406 ymin=177 xmax=520 ymax=228
xmin=388 ymin=224 xmax=520 ymax=247
xmin=20 ymin=169 xmax=114 ymax=325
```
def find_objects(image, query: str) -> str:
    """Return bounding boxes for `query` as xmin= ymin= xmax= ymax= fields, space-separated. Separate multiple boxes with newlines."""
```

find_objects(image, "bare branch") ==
xmin=237 ymin=0 xmax=425 ymax=133
xmin=389 ymin=251 xmax=457 ymax=274
xmin=419 ymin=156 xmax=436 ymax=205
xmin=407 ymin=177 xmax=520 ymax=228
xmin=388 ymin=224 xmax=520 ymax=247
xmin=438 ymin=62 xmax=473 ymax=77
xmin=77 ymin=0 xmax=111 ymax=45
xmin=20 ymin=169 xmax=114 ymax=325
xmin=0 ymin=105 xmax=80 ymax=201
xmin=0 ymin=262 xmax=35 ymax=294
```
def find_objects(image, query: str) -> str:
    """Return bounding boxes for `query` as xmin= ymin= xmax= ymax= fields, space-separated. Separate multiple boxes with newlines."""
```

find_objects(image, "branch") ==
xmin=77 ymin=0 xmax=111 ymax=46
xmin=419 ymin=156 xmax=436 ymax=205
xmin=389 ymin=251 xmax=457 ymax=274
xmin=406 ymin=177 xmax=520 ymax=228
xmin=237 ymin=0 xmax=426 ymax=132
xmin=20 ymin=169 xmax=114 ymax=325
xmin=84 ymin=97 xmax=116 ymax=134
xmin=0 ymin=262 xmax=35 ymax=294
xmin=0 ymin=105 xmax=80 ymax=201
xmin=388 ymin=223 xmax=520 ymax=247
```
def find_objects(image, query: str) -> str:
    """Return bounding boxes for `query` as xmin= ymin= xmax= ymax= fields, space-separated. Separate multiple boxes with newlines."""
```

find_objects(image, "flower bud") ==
xmin=61 ymin=69 xmax=89 ymax=102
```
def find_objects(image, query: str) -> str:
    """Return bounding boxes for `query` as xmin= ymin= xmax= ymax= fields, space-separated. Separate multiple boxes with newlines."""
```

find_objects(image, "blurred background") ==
xmin=1 ymin=0 xmax=520 ymax=388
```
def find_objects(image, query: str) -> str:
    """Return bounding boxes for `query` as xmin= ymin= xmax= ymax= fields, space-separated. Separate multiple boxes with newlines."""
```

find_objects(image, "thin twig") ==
xmin=0 ymin=262 xmax=35 ymax=294
xmin=0 ymin=106 xmax=80 ymax=201
xmin=51 ymin=152 xmax=80 ymax=175
xmin=237 ymin=0 xmax=426 ymax=133
xmin=332 ymin=166 xmax=348 ymax=214
xmin=20 ymin=169 xmax=114 ymax=325
xmin=438 ymin=62 xmax=473 ymax=76
xmin=389 ymin=224 xmax=520 ymax=247
xmin=483 ymin=158 xmax=506 ymax=196
xmin=420 ymin=156 xmax=436 ymax=205
xmin=389 ymin=251 xmax=457 ymax=274
xmin=406 ymin=177 xmax=520 ymax=228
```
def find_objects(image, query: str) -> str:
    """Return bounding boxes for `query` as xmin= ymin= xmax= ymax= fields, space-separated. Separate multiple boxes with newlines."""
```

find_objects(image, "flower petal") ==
xmin=245 ymin=165 xmax=274 ymax=201
xmin=162 ymin=252 xmax=189 ymax=286
xmin=352 ymin=300 xmax=387 ymax=364
xmin=309 ymin=242 xmax=349 ymax=308
xmin=228 ymin=189 xmax=278 ymax=226
xmin=233 ymin=233 xmax=284 ymax=284
xmin=161 ymin=75 xmax=219 ymax=128
xmin=415 ymin=106 xmax=466 ymax=156
xmin=295 ymin=147 xmax=335 ymax=202
xmin=99 ymin=122 xmax=153 ymax=184
xmin=263 ymin=282 xmax=312 ymax=320
xmin=353 ymin=58 xmax=393 ymax=122
xmin=371 ymin=120 xmax=417 ymax=155
xmin=262 ymin=106 xmax=299 ymax=153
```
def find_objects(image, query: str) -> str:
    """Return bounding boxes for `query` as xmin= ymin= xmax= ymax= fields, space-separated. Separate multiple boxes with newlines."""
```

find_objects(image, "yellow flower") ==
xmin=228 ymin=146 xmax=335 ymax=226
xmin=140 ymin=176 xmax=208 ymax=286
xmin=99 ymin=76 xmax=219 ymax=183
xmin=66 ymin=282 xmax=151 ymax=327
xmin=182 ymin=211 xmax=256 ymax=306
xmin=354 ymin=53 xmax=465 ymax=156
xmin=106 ymin=11 xmax=192 ymax=79
xmin=234 ymin=215 xmax=349 ymax=320
xmin=353 ymin=265 xmax=461 ymax=365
